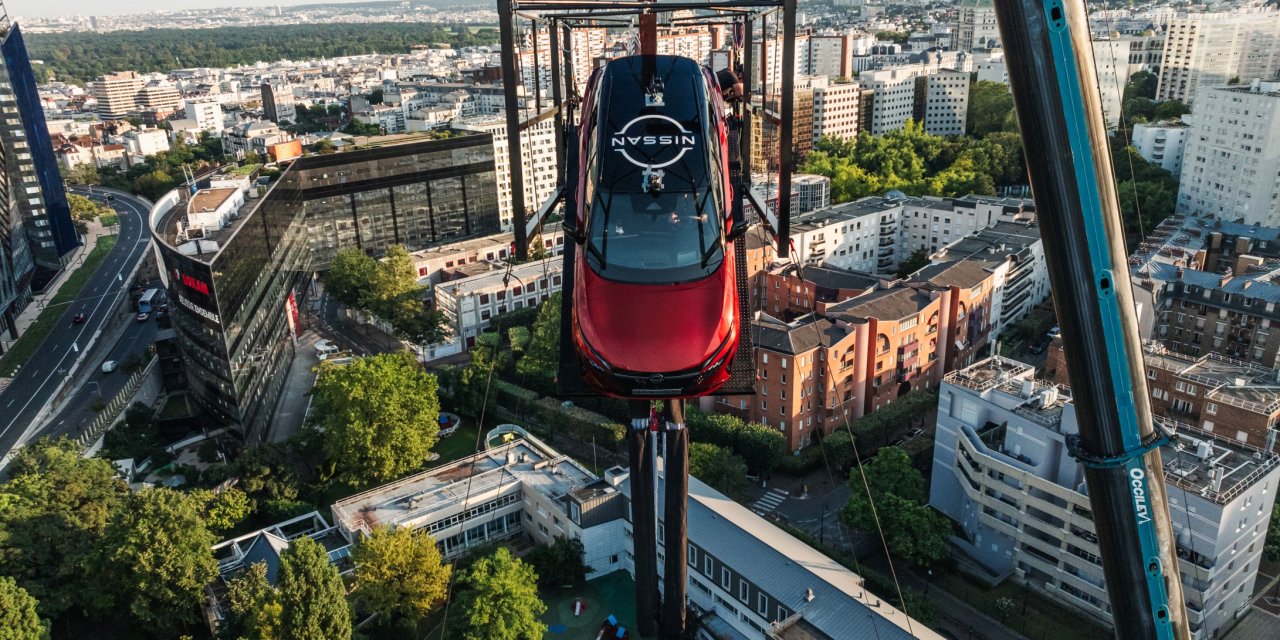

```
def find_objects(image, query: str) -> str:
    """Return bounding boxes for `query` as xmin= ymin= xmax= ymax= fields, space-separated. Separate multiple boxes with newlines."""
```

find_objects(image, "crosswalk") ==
xmin=751 ymin=488 xmax=788 ymax=515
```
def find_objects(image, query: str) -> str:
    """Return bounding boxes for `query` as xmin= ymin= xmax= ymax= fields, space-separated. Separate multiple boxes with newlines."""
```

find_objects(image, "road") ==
xmin=0 ymin=188 xmax=152 ymax=458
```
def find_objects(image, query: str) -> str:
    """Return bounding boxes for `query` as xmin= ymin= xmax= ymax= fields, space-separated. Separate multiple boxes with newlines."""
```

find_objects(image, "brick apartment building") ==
xmin=1048 ymin=341 xmax=1280 ymax=452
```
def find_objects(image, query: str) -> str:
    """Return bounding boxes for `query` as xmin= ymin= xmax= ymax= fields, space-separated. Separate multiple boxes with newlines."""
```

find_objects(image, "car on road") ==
xmin=136 ymin=312 xmax=150 ymax=322
xmin=569 ymin=55 xmax=739 ymax=399
xmin=72 ymin=313 xmax=86 ymax=324
xmin=158 ymin=303 xmax=169 ymax=313
xmin=1047 ymin=325 xmax=1062 ymax=339
xmin=1028 ymin=334 xmax=1053 ymax=355
xmin=101 ymin=360 xmax=118 ymax=373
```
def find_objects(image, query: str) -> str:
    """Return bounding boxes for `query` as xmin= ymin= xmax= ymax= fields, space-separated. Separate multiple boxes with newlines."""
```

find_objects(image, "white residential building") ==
xmin=922 ymin=69 xmax=970 ymax=136
xmin=1176 ymin=82 xmax=1280 ymax=225
xmin=930 ymin=357 xmax=1280 ymax=639
xmin=1157 ymin=9 xmax=1280 ymax=105
xmin=1131 ymin=119 xmax=1189 ymax=175
xmin=223 ymin=121 xmax=291 ymax=160
xmin=184 ymin=99 xmax=224 ymax=136
xmin=952 ymin=0 xmax=1000 ymax=52
xmin=812 ymin=79 xmax=865 ymax=143
xmin=1092 ymin=37 xmax=1133 ymax=129
xmin=859 ymin=64 xmax=970 ymax=136
xmin=122 ymin=127 xmax=171 ymax=158
xmin=453 ymin=111 xmax=558 ymax=232
xmin=433 ymin=256 xmax=564 ymax=346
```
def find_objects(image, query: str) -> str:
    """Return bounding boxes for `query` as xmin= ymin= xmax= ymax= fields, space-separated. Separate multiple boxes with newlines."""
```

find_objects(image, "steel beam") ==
xmin=776 ymin=0 xmax=795 ymax=258
xmin=498 ymin=0 xmax=529 ymax=260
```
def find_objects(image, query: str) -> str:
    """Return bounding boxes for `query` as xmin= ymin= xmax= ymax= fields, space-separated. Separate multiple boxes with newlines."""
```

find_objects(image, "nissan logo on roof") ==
xmin=610 ymin=115 xmax=697 ymax=170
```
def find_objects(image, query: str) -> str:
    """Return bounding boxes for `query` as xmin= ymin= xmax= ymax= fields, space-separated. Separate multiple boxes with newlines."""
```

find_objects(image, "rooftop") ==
xmin=188 ymin=188 xmax=237 ymax=214
xmin=1143 ymin=343 xmax=1280 ymax=414
xmin=827 ymin=284 xmax=934 ymax=322
xmin=435 ymin=255 xmax=563 ymax=297
xmin=331 ymin=437 xmax=595 ymax=537
xmin=753 ymin=313 xmax=851 ymax=355
xmin=159 ymin=193 xmax=259 ymax=263
xmin=652 ymin=474 xmax=938 ymax=640
xmin=945 ymin=356 xmax=1068 ymax=431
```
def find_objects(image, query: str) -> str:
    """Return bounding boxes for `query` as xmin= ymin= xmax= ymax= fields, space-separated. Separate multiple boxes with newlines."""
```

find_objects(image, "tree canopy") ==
xmin=966 ymin=80 xmax=1018 ymax=137
xmin=223 ymin=562 xmax=282 ymax=640
xmin=447 ymin=547 xmax=546 ymax=640
xmin=688 ymin=443 xmax=749 ymax=498
xmin=325 ymin=246 xmax=448 ymax=344
xmin=90 ymin=488 xmax=219 ymax=632
xmin=686 ymin=409 xmax=786 ymax=474
xmin=0 ymin=576 xmax=47 ymax=640
xmin=350 ymin=526 xmax=451 ymax=621
xmin=0 ymin=438 xmax=128 ymax=618
xmin=311 ymin=352 xmax=442 ymax=483
xmin=27 ymin=23 xmax=499 ymax=85
xmin=801 ymin=122 xmax=1025 ymax=203
xmin=842 ymin=447 xmax=950 ymax=566
xmin=523 ymin=536 xmax=589 ymax=589
xmin=278 ymin=536 xmax=351 ymax=640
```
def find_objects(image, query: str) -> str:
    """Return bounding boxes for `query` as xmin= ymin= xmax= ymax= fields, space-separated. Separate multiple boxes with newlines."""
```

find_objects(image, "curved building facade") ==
xmin=149 ymin=133 xmax=501 ymax=442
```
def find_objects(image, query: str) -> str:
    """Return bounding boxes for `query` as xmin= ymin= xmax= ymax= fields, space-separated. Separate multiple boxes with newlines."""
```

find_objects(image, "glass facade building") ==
xmin=290 ymin=134 xmax=500 ymax=270
xmin=0 ymin=22 xmax=78 ymax=269
xmin=150 ymin=134 xmax=500 ymax=441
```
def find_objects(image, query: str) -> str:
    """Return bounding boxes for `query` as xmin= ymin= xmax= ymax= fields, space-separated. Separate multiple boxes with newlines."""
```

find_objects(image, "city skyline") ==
xmin=7 ymin=0 xmax=378 ymax=19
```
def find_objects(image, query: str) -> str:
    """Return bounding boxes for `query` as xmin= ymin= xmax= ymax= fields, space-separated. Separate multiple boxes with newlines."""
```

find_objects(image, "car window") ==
xmin=586 ymin=188 xmax=722 ymax=284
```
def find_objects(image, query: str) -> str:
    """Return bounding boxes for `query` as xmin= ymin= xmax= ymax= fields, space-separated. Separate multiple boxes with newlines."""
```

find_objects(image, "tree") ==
xmin=0 ymin=576 xmax=48 ymax=640
xmin=343 ymin=120 xmax=382 ymax=136
xmin=895 ymin=249 xmax=930 ymax=278
xmin=309 ymin=138 xmax=337 ymax=154
xmin=223 ymin=562 xmax=282 ymax=640
xmin=1154 ymin=99 xmax=1190 ymax=122
xmin=841 ymin=447 xmax=950 ymax=566
xmin=311 ymin=352 xmax=442 ymax=483
xmin=966 ymin=80 xmax=1017 ymax=137
xmin=278 ymin=536 xmax=351 ymax=640
xmin=350 ymin=526 xmax=451 ymax=621
xmin=733 ymin=422 xmax=787 ymax=475
xmin=91 ymin=488 xmax=219 ymax=632
xmin=524 ymin=536 xmax=589 ymax=589
xmin=516 ymin=292 xmax=561 ymax=392
xmin=1123 ymin=70 xmax=1158 ymax=102
xmin=0 ymin=438 xmax=127 ymax=618
xmin=688 ymin=443 xmax=749 ymax=498
xmin=325 ymin=249 xmax=378 ymax=309
xmin=446 ymin=547 xmax=546 ymax=640
xmin=61 ymin=162 xmax=101 ymax=186
xmin=195 ymin=486 xmax=254 ymax=536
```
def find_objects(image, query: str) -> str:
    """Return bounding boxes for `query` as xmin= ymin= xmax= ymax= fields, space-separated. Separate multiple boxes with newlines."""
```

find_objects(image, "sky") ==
xmin=6 ymin=0 xmax=372 ymax=19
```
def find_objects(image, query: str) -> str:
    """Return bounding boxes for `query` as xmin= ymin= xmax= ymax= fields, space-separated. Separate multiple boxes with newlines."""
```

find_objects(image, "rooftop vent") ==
xmin=804 ymin=588 xmax=815 ymax=602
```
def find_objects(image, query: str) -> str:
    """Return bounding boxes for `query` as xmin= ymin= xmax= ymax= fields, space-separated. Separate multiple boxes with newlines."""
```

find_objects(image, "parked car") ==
xmin=101 ymin=360 xmax=118 ymax=373
xmin=136 ymin=312 xmax=150 ymax=322
xmin=1028 ymin=335 xmax=1052 ymax=355
xmin=72 ymin=313 xmax=87 ymax=324
xmin=1046 ymin=326 xmax=1062 ymax=339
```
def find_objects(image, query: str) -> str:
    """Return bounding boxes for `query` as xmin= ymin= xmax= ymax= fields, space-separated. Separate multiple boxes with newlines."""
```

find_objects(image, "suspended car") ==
xmin=569 ymin=55 xmax=739 ymax=399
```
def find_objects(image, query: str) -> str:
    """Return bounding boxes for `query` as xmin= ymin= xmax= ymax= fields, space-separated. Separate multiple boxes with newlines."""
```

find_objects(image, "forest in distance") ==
xmin=24 ymin=22 xmax=501 ymax=84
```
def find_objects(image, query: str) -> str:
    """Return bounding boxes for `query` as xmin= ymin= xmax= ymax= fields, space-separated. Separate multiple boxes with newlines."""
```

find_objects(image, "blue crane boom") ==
xmin=992 ymin=1 xmax=1190 ymax=637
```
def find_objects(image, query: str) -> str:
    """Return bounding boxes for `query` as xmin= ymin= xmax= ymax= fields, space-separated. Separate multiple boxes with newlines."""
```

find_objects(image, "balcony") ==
xmin=878 ymin=247 xmax=894 ymax=258
xmin=879 ymin=226 xmax=896 ymax=236
xmin=879 ymin=237 xmax=894 ymax=247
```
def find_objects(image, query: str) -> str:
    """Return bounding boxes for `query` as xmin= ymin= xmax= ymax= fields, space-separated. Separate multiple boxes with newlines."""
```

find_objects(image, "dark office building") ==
xmin=151 ymin=170 xmax=310 ymax=444
xmin=0 ymin=21 xmax=79 ymax=269
xmin=149 ymin=134 xmax=500 ymax=440
xmin=288 ymin=133 xmax=501 ymax=270
xmin=261 ymin=83 xmax=283 ymax=124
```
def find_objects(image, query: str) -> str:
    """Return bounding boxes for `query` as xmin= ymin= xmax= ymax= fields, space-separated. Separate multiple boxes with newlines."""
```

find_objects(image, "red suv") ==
xmin=570 ymin=55 xmax=739 ymax=398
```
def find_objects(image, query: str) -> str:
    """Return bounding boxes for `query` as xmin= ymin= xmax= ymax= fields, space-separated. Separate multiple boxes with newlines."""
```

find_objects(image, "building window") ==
xmin=739 ymin=579 xmax=749 ymax=603
xmin=704 ymin=555 xmax=712 ymax=578
xmin=1205 ymin=403 xmax=1217 ymax=415
xmin=758 ymin=592 xmax=768 ymax=616
xmin=721 ymin=567 xmax=731 ymax=590
xmin=688 ymin=545 xmax=697 ymax=567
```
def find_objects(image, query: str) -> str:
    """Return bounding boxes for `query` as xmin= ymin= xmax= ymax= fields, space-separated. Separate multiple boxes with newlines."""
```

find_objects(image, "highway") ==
xmin=0 ymin=189 xmax=152 ymax=458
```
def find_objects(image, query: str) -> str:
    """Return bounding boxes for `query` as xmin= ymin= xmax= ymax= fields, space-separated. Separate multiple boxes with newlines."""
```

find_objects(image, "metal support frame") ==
xmin=499 ymin=0 xmax=795 ymax=260
xmin=992 ymin=0 xmax=1189 ymax=638
xmin=498 ymin=5 xmax=794 ymax=638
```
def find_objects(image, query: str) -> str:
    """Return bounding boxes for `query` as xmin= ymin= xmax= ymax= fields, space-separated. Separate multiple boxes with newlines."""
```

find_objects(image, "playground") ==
xmin=541 ymin=571 xmax=638 ymax=640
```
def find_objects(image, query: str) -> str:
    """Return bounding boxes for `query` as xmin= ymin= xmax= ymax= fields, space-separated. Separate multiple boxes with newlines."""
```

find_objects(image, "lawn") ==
xmin=158 ymin=392 xmax=196 ymax=420
xmin=435 ymin=424 xmax=482 ymax=465
xmin=934 ymin=568 xmax=1109 ymax=640
xmin=0 ymin=235 xmax=118 ymax=376
xmin=99 ymin=212 xmax=119 ymax=227
xmin=542 ymin=571 xmax=639 ymax=640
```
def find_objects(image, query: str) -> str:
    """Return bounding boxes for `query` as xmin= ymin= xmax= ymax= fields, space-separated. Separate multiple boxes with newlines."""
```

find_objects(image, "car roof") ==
xmin=595 ymin=55 xmax=712 ymax=194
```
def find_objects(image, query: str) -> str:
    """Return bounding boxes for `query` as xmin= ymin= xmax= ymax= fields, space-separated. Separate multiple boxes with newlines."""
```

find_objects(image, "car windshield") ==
xmin=586 ymin=187 xmax=723 ymax=283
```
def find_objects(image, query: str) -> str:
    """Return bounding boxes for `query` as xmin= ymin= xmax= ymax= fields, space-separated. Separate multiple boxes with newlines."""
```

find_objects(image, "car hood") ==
xmin=576 ymin=251 xmax=736 ymax=373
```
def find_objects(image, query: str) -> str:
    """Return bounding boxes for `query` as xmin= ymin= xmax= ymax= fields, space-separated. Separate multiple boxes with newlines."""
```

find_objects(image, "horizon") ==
xmin=6 ymin=0 xmax=386 ymax=20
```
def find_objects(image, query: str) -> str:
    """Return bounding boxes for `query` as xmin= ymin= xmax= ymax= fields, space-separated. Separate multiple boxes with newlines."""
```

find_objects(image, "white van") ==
xmin=315 ymin=340 xmax=339 ymax=358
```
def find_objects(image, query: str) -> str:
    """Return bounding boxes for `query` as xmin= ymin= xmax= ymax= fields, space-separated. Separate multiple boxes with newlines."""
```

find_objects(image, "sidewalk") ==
xmin=10 ymin=218 xmax=113 ymax=337
xmin=265 ymin=330 xmax=322 ymax=443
